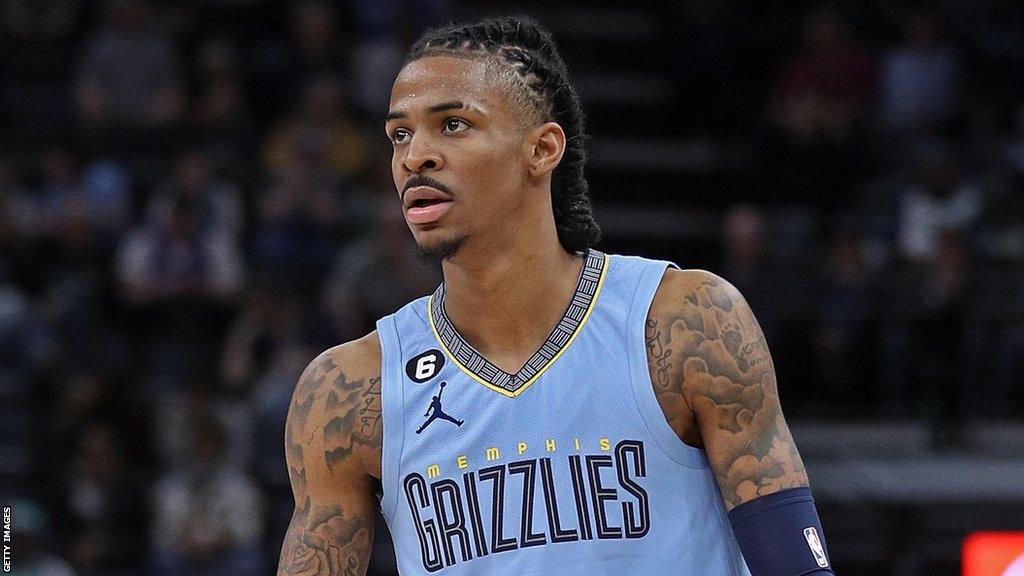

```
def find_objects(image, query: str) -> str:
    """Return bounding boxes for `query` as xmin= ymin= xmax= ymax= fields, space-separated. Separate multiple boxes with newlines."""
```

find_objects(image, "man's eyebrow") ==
xmin=427 ymin=100 xmax=474 ymax=114
xmin=386 ymin=101 xmax=481 ymax=122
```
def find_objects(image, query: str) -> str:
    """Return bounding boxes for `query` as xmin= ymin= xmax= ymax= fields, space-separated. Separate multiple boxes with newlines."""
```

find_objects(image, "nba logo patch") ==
xmin=804 ymin=527 xmax=828 ymax=568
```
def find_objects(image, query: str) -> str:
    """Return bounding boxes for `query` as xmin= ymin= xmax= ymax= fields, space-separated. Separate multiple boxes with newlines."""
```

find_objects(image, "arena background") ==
xmin=2 ymin=1 xmax=1023 ymax=574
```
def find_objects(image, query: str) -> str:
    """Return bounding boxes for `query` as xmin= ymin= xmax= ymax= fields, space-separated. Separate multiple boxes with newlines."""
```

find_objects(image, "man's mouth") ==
xmin=410 ymin=197 xmax=447 ymax=208
xmin=404 ymin=186 xmax=453 ymax=225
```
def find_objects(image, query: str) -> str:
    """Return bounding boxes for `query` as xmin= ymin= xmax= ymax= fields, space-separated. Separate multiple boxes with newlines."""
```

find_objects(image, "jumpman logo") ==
xmin=416 ymin=381 xmax=463 ymax=434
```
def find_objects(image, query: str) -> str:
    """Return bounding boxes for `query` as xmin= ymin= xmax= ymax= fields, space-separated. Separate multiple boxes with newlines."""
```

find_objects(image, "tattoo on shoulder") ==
xmin=323 ymin=371 xmax=383 ymax=471
xmin=646 ymin=276 xmax=807 ymax=508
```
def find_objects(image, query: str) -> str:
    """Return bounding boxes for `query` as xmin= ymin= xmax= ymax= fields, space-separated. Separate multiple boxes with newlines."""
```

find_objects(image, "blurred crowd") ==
xmin=0 ymin=1 xmax=1022 ymax=575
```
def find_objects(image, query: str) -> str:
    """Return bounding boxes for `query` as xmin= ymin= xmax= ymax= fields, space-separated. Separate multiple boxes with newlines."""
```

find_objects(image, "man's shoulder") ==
xmin=310 ymin=331 xmax=382 ymax=378
xmin=651 ymin=267 xmax=742 ymax=315
xmin=291 ymin=331 xmax=382 ymax=424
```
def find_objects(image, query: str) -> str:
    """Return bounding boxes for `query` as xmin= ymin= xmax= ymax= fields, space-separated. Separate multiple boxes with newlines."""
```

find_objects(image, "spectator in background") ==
xmin=62 ymin=422 xmax=141 ymax=576
xmin=881 ymin=230 xmax=974 ymax=428
xmin=983 ymin=150 xmax=1024 ymax=418
xmin=897 ymin=140 xmax=983 ymax=262
xmin=814 ymin=228 xmax=877 ymax=408
xmin=771 ymin=4 xmax=874 ymax=147
xmin=220 ymin=292 xmax=317 ymax=539
xmin=117 ymin=195 xmax=243 ymax=305
xmin=251 ymin=145 xmax=352 ymax=293
xmin=879 ymin=7 xmax=961 ymax=134
xmin=117 ymin=190 xmax=244 ymax=383
xmin=144 ymin=149 xmax=243 ymax=240
xmin=154 ymin=369 xmax=254 ymax=469
xmin=344 ymin=0 xmax=452 ymax=116
xmin=0 ymin=154 xmax=36 ymax=248
xmin=149 ymin=415 xmax=263 ymax=576
xmin=718 ymin=204 xmax=782 ymax=340
xmin=73 ymin=0 xmax=186 ymax=130
xmin=320 ymin=200 xmax=441 ymax=341
xmin=0 ymin=262 xmax=49 ymax=501
xmin=191 ymin=37 xmax=252 ymax=137
xmin=261 ymin=73 xmax=369 ymax=180
xmin=31 ymin=149 xmax=132 ymax=259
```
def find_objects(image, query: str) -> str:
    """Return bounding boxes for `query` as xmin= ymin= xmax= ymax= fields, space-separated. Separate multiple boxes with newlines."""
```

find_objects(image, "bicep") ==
xmin=278 ymin=348 xmax=382 ymax=575
xmin=653 ymin=271 xmax=808 ymax=510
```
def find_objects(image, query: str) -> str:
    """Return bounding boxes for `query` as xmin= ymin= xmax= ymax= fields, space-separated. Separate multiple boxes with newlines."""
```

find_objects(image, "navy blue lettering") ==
xmin=509 ymin=459 xmax=546 ymax=548
xmin=615 ymin=440 xmax=651 ymax=538
xmin=404 ymin=473 xmax=444 ymax=572
xmin=586 ymin=455 xmax=622 ymax=539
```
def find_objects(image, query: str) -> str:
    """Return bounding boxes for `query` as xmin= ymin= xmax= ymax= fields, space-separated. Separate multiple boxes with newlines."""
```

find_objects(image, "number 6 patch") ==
xmin=406 ymin=349 xmax=445 ymax=383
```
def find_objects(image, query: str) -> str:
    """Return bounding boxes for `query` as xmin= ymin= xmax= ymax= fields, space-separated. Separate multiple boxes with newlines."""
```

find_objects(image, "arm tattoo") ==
xmin=324 ymin=371 xmax=383 ymax=471
xmin=647 ymin=277 xmax=807 ymax=509
xmin=278 ymin=351 xmax=382 ymax=575
xmin=279 ymin=503 xmax=371 ymax=576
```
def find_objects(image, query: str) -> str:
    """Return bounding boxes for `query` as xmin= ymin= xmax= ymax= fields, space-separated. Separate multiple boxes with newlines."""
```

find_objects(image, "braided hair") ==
xmin=406 ymin=16 xmax=601 ymax=254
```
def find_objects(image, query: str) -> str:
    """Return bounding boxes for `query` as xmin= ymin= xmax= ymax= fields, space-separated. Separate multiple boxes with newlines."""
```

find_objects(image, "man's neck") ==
xmin=439 ymin=237 xmax=585 ymax=374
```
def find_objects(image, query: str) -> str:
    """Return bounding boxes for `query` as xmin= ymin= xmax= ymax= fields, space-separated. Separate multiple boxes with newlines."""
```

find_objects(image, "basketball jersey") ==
xmin=376 ymin=250 xmax=751 ymax=575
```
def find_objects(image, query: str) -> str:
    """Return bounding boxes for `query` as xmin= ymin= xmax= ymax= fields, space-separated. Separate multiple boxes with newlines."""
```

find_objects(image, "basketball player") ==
xmin=277 ymin=16 xmax=833 ymax=576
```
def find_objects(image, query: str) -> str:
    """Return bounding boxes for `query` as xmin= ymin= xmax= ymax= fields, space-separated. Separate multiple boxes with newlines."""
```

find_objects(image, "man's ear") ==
xmin=527 ymin=121 xmax=566 ymax=177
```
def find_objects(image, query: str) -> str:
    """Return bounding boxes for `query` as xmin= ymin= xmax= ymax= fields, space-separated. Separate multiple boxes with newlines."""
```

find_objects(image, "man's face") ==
xmin=386 ymin=56 xmax=530 ymax=259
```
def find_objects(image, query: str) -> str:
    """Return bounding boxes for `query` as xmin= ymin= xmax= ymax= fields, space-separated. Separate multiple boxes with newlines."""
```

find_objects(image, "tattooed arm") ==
xmin=645 ymin=269 xmax=808 ymax=510
xmin=277 ymin=332 xmax=384 ymax=575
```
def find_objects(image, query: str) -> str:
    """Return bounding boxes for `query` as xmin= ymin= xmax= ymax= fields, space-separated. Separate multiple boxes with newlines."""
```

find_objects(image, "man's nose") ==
xmin=403 ymin=134 xmax=443 ymax=173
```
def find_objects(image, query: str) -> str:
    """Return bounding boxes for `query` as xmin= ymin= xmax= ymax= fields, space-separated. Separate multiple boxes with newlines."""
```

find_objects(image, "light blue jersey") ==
xmin=376 ymin=251 xmax=751 ymax=575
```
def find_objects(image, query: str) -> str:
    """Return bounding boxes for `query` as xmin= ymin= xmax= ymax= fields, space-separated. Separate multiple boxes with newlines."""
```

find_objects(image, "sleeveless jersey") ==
xmin=376 ymin=250 xmax=751 ymax=575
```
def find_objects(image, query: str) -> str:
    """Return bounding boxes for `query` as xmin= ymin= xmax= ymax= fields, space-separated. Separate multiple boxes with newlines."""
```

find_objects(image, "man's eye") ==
xmin=443 ymin=118 xmax=469 ymax=133
xmin=391 ymin=129 xmax=410 ymax=144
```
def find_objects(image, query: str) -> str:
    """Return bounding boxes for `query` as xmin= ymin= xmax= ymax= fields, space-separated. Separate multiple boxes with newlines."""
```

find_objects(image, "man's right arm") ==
xmin=277 ymin=333 xmax=383 ymax=576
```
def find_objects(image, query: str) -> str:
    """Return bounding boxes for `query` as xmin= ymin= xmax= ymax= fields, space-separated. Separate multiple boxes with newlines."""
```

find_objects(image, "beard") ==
xmin=416 ymin=233 xmax=466 ymax=262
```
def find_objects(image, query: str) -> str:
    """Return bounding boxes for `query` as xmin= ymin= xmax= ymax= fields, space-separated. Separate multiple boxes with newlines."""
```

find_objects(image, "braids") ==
xmin=407 ymin=16 xmax=601 ymax=254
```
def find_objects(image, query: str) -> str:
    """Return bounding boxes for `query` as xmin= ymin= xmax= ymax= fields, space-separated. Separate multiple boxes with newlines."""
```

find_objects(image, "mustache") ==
xmin=402 ymin=175 xmax=452 ymax=198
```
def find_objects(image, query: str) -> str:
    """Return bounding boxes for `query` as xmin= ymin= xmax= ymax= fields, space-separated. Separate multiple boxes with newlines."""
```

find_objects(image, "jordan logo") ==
xmin=416 ymin=382 xmax=463 ymax=434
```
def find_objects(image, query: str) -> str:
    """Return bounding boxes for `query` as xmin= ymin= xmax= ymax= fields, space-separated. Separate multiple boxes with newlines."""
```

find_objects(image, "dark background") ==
xmin=2 ymin=0 xmax=1023 ymax=575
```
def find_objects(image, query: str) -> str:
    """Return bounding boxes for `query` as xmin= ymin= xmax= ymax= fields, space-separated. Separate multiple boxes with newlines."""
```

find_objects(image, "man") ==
xmin=277 ymin=16 xmax=832 ymax=576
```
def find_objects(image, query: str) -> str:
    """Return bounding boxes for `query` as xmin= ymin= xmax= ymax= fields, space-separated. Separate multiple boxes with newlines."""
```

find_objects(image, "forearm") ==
xmin=728 ymin=487 xmax=833 ymax=576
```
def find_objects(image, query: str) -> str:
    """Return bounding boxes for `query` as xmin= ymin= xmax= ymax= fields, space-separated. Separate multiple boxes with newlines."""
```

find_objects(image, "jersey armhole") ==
xmin=376 ymin=315 xmax=406 ymax=519
xmin=626 ymin=259 xmax=710 ymax=469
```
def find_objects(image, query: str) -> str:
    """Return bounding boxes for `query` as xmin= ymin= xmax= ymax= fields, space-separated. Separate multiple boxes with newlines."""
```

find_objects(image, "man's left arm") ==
xmin=646 ymin=269 xmax=832 ymax=575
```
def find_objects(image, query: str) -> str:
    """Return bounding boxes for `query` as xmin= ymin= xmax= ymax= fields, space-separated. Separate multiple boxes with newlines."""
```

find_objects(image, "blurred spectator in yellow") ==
xmin=261 ymin=73 xmax=369 ymax=180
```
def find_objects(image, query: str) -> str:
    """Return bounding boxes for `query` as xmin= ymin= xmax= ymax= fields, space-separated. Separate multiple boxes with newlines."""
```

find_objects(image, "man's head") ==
xmin=385 ymin=16 xmax=600 ymax=260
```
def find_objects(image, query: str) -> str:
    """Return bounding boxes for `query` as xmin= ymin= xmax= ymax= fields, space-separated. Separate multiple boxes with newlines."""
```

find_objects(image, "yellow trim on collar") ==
xmin=428 ymin=255 xmax=609 ymax=398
